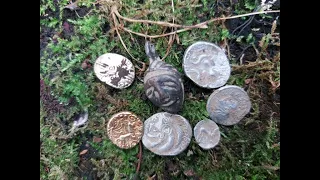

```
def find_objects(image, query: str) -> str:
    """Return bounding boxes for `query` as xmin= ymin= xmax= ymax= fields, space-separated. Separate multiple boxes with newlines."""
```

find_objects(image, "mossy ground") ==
xmin=40 ymin=0 xmax=280 ymax=179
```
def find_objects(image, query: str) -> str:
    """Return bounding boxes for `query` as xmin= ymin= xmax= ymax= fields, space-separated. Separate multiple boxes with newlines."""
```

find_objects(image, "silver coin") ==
xmin=194 ymin=119 xmax=220 ymax=150
xmin=183 ymin=41 xmax=231 ymax=89
xmin=206 ymin=85 xmax=251 ymax=126
xmin=142 ymin=112 xmax=192 ymax=156
xmin=94 ymin=53 xmax=135 ymax=89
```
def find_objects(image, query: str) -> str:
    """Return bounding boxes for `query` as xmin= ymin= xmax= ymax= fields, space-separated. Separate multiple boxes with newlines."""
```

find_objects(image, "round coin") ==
xmin=107 ymin=111 xmax=143 ymax=149
xmin=194 ymin=119 xmax=220 ymax=150
xmin=94 ymin=53 xmax=135 ymax=89
xmin=206 ymin=85 xmax=251 ymax=126
xmin=142 ymin=112 xmax=192 ymax=156
xmin=183 ymin=41 xmax=231 ymax=89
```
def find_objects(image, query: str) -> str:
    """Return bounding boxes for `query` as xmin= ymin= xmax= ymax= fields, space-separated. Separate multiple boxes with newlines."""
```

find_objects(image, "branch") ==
xmin=117 ymin=9 xmax=280 ymax=39
xmin=121 ymin=27 xmax=191 ymax=38
xmin=136 ymin=141 xmax=142 ymax=173
xmin=112 ymin=11 xmax=145 ymax=68
xmin=112 ymin=4 xmax=279 ymax=29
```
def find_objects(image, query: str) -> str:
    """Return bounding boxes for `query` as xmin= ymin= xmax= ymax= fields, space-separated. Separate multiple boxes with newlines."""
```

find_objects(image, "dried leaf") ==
xmin=79 ymin=149 xmax=88 ymax=155
xmin=183 ymin=169 xmax=196 ymax=177
xmin=93 ymin=136 xmax=102 ymax=143
xmin=63 ymin=22 xmax=71 ymax=33
xmin=245 ymin=78 xmax=253 ymax=84
xmin=262 ymin=165 xmax=280 ymax=171
xmin=64 ymin=2 xmax=79 ymax=11
xmin=271 ymin=20 xmax=277 ymax=35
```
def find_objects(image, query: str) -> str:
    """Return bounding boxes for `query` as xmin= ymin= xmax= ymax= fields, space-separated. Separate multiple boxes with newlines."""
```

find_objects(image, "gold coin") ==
xmin=107 ymin=111 xmax=143 ymax=149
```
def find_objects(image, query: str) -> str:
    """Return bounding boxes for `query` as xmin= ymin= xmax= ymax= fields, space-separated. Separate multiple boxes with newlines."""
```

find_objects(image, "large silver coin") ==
xmin=183 ymin=41 xmax=231 ymax=89
xmin=94 ymin=53 xmax=135 ymax=89
xmin=206 ymin=85 xmax=251 ymax=126
xmin=194 ymin=119 xmax=220 ymax=150
xmin=142 ymin=112 xmax=192 ymax=156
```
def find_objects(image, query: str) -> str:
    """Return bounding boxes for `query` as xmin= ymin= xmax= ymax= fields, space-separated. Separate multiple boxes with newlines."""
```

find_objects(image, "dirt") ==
xmin=40 ymin=2 xmax=93 ymax=57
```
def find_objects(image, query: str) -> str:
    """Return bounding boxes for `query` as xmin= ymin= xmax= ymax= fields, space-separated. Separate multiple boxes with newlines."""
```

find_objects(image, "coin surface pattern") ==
xmin=107 ymin=111 xmax=143 ymax=149
xmin=206 ymin=85 xmax=251 ymax=126
xmin=194 ymin=119 xmax=220 ymax=150
xmin=183 ymin=41 xmax=230 ymax=89
xmin=94 ymin=53 xmax=135 ymax=89
xmin=142 ymin=112 xmax=192 ymax=156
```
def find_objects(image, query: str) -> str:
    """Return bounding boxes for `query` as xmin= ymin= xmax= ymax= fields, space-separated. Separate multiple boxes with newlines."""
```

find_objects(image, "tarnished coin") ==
xmin=183 ymin=41 xmax=231 ymax=89
xmin=194 ymin=119 xmax=220 ymax=150
xmin=94 ymin=53 xmax=135 ymax=89
xmin=107 ymin=111 xmax=143 ymax=149
xmin=206 ymin=85 xmax=251 ymax=126
xmin=142 ymin=112 xmax=192 ymax=156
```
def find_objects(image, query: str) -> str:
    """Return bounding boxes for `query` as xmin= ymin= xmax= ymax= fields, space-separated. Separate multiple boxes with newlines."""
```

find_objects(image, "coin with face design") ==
xmin=94 ymin=53 xmax=135 ymax=89
xmin=206 ymin=85 xmax=251 ymax=126
xmin=142 ymin=112 xmax=192 ymax=156
xmin=107 ymin=111 xmax=143 ymax=149
xmin=183 ymin=41 xmax=231 ymax=89
xmin=194 ymin=119 xmax=220 ymax=150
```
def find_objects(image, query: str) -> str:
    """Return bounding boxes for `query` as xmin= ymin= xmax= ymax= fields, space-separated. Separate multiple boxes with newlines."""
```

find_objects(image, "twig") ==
xmin=113 ymin=4 xmax=279 ymax=29
xmin=160 ymin=0 xmax=177 ymax=61
xmin=112 ymin=13 xmax=136 ymax=60
xmin=113 ymin=6 xmax=207 ymax=29
xmin=111 ymin=11 xmax=145 ymax=68
xmin=118 ymin=10 xmax=279 ymax=39
xmin=161 ymin=34 xmax=176 ymax=61
xmin=122 ymin=27 xmax=191 ymax=38
xmin=136 ymin=141 xmax=142 ymax=174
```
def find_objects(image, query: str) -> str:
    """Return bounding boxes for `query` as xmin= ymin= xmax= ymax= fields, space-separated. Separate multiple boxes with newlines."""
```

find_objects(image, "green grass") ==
xmin=40 ymin=0 xmax=280 ymax=179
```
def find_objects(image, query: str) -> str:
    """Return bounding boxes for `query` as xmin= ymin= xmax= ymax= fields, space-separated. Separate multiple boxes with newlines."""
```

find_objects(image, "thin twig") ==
xmin=122 ymin=27 xmax=191 ymax=38
xmin=113 ymin=6 xmax=206 ymax=29
xmin=160 ymin=0 xmax=177 ymax=61
xmin=113 ymin=5 xmax=279 ymax=29
xmin=112 ymin=12 xmax=145 ymax=68
xmin=112 ymin=13 xmax=136 ymax=60
xmin=136 ymin=141 xmax=142 ymax=174
xmin=118 ymin=10 xmax=279 ymax=39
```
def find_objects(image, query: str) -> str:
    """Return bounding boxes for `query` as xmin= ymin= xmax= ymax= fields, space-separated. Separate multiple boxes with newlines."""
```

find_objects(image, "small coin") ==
xmin=206 ymin=85 xmax=251 ymax=126
xmin=107 ymin=111 xmax=143 ymax=149
xmin=94 ymin=53 xmax=135 ymax=89
xmin=183 ymin=41 xmax=231 ymax=89
xmin=194 ymin=119 xmax=220 ymax=150
xmin=142 ymin=112 xmax=192 ymax=156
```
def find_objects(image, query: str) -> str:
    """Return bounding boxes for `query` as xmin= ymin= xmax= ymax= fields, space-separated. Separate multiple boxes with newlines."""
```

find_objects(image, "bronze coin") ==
xmin=107 ymin=111 xmax=143 ymax=149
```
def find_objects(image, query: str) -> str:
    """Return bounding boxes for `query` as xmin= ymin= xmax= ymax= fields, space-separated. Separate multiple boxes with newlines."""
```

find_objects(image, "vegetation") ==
xmin=40 ymin=0 xmax=280 ymax=179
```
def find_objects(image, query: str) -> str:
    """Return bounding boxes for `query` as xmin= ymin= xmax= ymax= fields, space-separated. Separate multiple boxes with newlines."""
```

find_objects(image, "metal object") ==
xmin=206 ymin=85 xmax=251 ymax=126
xmin=144 ymin=41 xmax=184 ymax=113
xmin=94 ymin=53 xmax=135 ymax=89
xmin=142 ymin=112 xmax=192 ymax=156
xmin=107 ymin=111 xmax=143 ymax=149
xmin=194 ymin=119 xmax=220 ymax=150
xmin=183 ymin=41 xmax=231 ymax=89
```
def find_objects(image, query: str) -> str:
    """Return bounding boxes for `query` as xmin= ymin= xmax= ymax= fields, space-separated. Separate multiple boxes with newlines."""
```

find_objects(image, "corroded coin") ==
xmin=107 ymin=111 xmax=143 ymax=149
xmin=206 ymin=85 xmax=251 ymax=126
xmin=142 ymin=112 xmax=192 ymax=156
xmin=94 ymin=53 xmax=135 ymax=89
xmin=183 ymin=41 xmax=231 ymax=89
xmin=144 ymin=41 xmax=184 ymax=113
xmin=194 ymin=119 xmax=220 ymax=150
